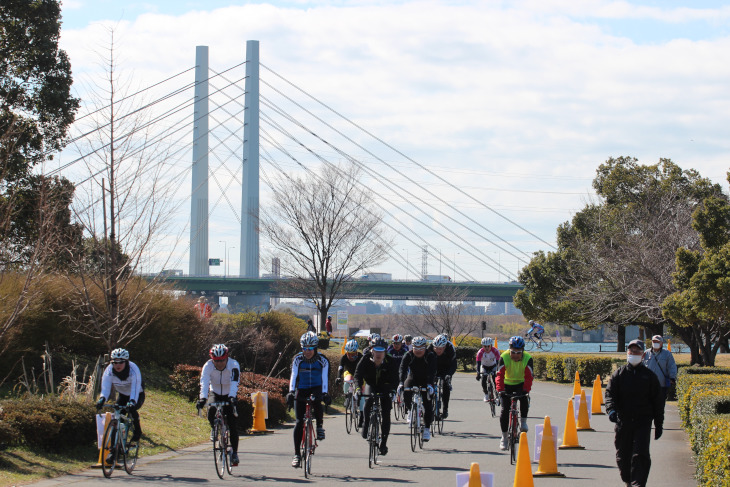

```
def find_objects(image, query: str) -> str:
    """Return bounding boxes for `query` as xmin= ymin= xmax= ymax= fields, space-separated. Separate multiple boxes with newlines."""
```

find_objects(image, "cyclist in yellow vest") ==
xmin=495 ymin=336 xmax=534 ymax=450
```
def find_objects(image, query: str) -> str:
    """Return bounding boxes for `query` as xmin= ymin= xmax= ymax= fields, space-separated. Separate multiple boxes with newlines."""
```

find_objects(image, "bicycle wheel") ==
xmin=436 ymin=386 xmax=445 ymax=434
xmin=509 ymin=412 xmax=518 ymax=465
xmin=487 ymin=378 xmax=497 ymax=418
xmin=303 ymin=421 xmax=313 ymax=478
xmin=524 ymin=337 xmax=535 ymax=351
xmin=368 ymin=415 xmax=379 ymax=468
xmin=101 ymin=421 xmax=118 ymax=478
xmin=409 ymin=406 xmax=417 ymax=452
xmin=353 ymin=400 xmax=361 ymax=433
xmin=345 ymin=394 xmax=353 ymax=434
xmin=393 ymin=397 xmax=400 ymax=421
xmin=539 ymin=335 xmax=554 ymax=351
xmin=224 ymin=426 xmax=232 ymax=475
xmin=398 ymin=396 xmax=407 ymax=421
xmin=123 ymin=421 xmax=139 ymax=474
xmin=213 ymin=422 xmax=226 ymax=479
xmin=418 ymin=406 xmax=424 ymax=449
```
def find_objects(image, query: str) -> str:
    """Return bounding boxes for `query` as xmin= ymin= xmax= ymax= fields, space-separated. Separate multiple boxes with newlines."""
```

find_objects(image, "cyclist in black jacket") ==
xmin=354 ymin=338 xmax=398 ymax=456
xmin=335 ymin=339 xmax=362 ymax=409
xmin=398 ymin=336 xmax=437 ymax=441
xmin=427 ymin=334 xmax=457 ymax=418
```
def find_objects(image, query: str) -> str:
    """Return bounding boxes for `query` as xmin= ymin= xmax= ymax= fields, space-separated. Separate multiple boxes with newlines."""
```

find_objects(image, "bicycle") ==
xmin=344 ymin=379 xmax=360 ymax=434
xmin=405 ymin=386 xmax=425 ymax=452
xmin=392 ymin=387 xmax=406 ymax=422
xmin=482 ymin=371 xmax=499 ymax=417
xmin=99 ymin=404 xmax=139 ymax=478
xmin=203 ymin=400 xmax=237 ymax=479
xmin=358 ymin=392 xmax=388 ymax=468
xmin=298 ymin=394 xmax=320 ymax=478
xmin=432 ymin=376 xmax=447 ymax=434
xmin=502 ymin=391 xmax=529 ymax=465
xmin=525 ymin=333 xmax=553 ymax=352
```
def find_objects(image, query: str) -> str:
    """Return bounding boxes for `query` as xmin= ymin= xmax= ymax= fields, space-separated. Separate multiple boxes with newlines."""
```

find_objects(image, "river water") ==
xmin=532 ymin=341 xmax=687 ymax=353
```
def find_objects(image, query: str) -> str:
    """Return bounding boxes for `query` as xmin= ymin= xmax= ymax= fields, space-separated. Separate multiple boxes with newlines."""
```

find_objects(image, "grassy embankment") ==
xmin=0 ymin=389 xmax=208 ymax=487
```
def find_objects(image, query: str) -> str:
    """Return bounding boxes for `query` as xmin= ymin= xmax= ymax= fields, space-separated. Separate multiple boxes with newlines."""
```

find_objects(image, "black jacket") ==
xmin=354 ymin=355 xmax=398 ymax=393
xmin=427 ymin=342 xmax=458 ymax=376
xmin=605 ymin=362 xmax=664 ymax=427
xmin=338 ymin=352 xmax=363 ymax=378
xmin=399 ymin=350 xmax=437 ymax=385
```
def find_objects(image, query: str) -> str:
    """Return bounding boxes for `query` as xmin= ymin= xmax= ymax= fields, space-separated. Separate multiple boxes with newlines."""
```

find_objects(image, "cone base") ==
xmin=250 ymin=428 xmax=273 ymax=434
xmin=576 ymin=427 xmax=595 ymax=431
xmin=559 ymin=445 xmax=585 ymax=450
xmin=534 ymin=471 xmax=566 ymax=477
xmin=592 ymin=411 xmax=605 ymax=415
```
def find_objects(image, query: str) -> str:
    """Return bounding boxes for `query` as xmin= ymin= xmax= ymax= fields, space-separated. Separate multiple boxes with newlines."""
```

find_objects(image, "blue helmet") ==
xmin=509 ymin=336 xmax=525 ymax=349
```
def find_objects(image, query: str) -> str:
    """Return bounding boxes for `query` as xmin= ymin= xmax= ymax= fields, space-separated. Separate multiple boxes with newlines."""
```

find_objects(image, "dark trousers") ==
xmin=499 ymin=383 xmax=529 ymax=432
xmin=480 ymin=365 xmax=497 ymax=395
xmin=403 ymin=378 xmax=433 ymax=427
xmin=207 ymin=393 xmax=239 ymax=453
xmin=614 ymin=416 xmax=653 ymax=487
xmin=293 ymin=387 xmax=323 ymax=456
xmin=117 ymin=391 xmax=145 ymax=441
xmin=362 ymin=394 xmax=392 ymax=447
xmin=437 ymin=374 xmax=451 ymax=411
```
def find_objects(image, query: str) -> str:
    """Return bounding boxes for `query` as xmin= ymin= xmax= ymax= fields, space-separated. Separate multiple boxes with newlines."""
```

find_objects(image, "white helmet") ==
xmin=481 ymin=337 xmax=493 ymax=347
xmin=345 ymin=339 xmax=358 ymax=352
xmin=209 ymin=344 xmax=228 ymax=359
xmin=110 ymin=348 xmax=129 ymax=361
xmin=368 ymin=333 xmax=381 ymax=344
xmin=300 ymin=331 xmax=319 ymax=348
xmin=411 ymin=336 xmax=427 ymax=349
xmin=433 ymin=334 xmax=449 ymax=348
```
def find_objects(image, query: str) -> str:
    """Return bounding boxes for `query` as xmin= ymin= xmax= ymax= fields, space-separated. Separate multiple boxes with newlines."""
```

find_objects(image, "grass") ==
xmin=0 ymin=388 xmax=208 ymax=487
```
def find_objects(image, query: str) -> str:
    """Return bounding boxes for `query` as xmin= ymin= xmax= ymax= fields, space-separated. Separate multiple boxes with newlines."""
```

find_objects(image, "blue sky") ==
xmin=56 ymin=1 xmax=730 ymax=280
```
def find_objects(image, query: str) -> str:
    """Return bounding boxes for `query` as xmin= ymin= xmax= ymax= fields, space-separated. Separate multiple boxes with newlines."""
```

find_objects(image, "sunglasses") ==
xmin=510 ymin=349 xmax=524 ymax=354
xmin=302 ymin=346 xmax=316 ymax=351
xmin=112 ymin=360 xmax=126 ymax=365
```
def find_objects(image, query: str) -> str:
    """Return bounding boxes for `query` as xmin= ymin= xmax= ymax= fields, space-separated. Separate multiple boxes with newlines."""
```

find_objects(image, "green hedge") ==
xmin=455 ymin=346 xmax=479 ymax=371
xmin=532 ymin=353 xmax=614 ymax=385
xmin=0 ymin=396 xmax=96 ymax=451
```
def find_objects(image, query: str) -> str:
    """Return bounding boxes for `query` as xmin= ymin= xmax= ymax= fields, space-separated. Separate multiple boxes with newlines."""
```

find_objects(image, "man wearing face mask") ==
xmin=642 ymin=335 xmax=677 ymax=409
xmin=605 ymin=339 xmax=664 ymax=487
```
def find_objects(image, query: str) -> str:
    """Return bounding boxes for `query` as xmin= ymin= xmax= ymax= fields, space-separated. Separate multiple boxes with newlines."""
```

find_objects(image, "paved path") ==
xmin=31 ymin=374 xmax=695 ymax=486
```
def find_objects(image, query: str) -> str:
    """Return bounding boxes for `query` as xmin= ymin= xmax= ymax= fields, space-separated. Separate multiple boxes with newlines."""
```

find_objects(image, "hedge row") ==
xmin=676 ymin=367 xmax=730 ymax=487
xmin=531 ymin=353 xmax=616 ymax=386
xmin=0 ymin=396 xmax=96 ymax=451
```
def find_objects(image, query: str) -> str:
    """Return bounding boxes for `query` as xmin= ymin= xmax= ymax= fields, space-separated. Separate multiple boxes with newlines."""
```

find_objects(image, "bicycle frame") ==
xmin=363 ymin=393 xmax=387 ymax=468
xmin=503 ymin=392 xmax=528 ymax=465
xmin=405 ymin=387 xmax=425 ymax=451
xmin=100 ymin=404 xmax=138 ymax=478
xmin=207 ymin=401 xmax=236 ymax=478
xmin=298 ymin=394 xmax=319 ymax=478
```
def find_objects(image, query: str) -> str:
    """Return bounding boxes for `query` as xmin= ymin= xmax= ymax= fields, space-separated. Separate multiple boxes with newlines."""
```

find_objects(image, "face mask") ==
xmin=627 ymin=354 xmax=642 ymax=366
xmin=652 ymin=343 xmax=661 ymax=350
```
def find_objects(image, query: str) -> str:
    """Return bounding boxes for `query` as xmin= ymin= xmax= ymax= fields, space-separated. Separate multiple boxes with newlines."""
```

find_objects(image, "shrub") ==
xmin=0 ymin=396 xmax=96 ymax=451
xmin=695 ymin=414 xmax=730 ymax=487
xmin=455 ymin=346 xmax=478 ymax=371
xmin=532 ymin=353 xmax=613 ymax=385
xmin=170 ymin=364 xmax=203 ymax=401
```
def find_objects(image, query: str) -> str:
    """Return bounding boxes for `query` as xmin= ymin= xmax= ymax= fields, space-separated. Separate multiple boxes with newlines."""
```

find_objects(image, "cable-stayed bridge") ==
xmin=54 ymin=40 xmax=548 ymax=307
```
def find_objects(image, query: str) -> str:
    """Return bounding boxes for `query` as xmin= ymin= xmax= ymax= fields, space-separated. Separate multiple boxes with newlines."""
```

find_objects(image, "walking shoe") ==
xmin=358 ymin=415 xmax=364 ymax=428
xmin=407 ymin=410 xmax=412 ymax=423
xmin=361 ymin=425 xmax=368 ymax=440
xmin=316 ymin=427 xmax=325 ymax=440
xmin=483 ymin=394 xmax=489 ymax=402
xmin=442 ymin=409 xmax=449 ymax=419
xmin=500 ymin=432 xmax=509 ymax=451
xmin=378 ymin=444 xmax=388 ymax=456
xmin=210 ymin=428 xmax=215 ymax=442
xmin=423 ymin=428 xmax=431 ymax=441
xmin=521 ymin=418 xmax=529 ymax=432
xmin=291 ymin=454 xmax=301 ymax=468
xmin=231 ymin=452 xmax=239 ymax=466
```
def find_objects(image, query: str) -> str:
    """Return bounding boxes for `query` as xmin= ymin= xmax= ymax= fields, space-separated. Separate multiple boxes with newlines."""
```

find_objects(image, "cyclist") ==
xmin=388 ymin=334 xmax=407 ymax=365
xmin=403 ymin=335 xmax=413 ymax=351
xmin=476 ymin=337 xmax=500 ymax=402
xmin=96 ymin=348 xmax=145 ymax=459
xmin=354 ymin=338 xmax=398 ymax=456
xmin=525 ymin=320 xmax=545 ymax=340
xmin=427 ymin=334 xmax=457 ymax=419
xmin=361 ymin=333 xmax=381 ymax=358
xmin=287 ymin=332 xmax=331 ymax=468
xmin=495 ymin=336 xmax=533 ymax=450
xmin=398 ymin=336 xmax=437 ymax=441
xmin=196 ymin=344 xmax=241 ymax=466
xmin=336 ymin=339 xmax=363 ymax=408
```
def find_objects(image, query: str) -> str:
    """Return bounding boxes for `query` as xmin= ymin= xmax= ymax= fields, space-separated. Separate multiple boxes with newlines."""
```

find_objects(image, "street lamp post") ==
xmin=219 ymin=241 xmax=226 ymax=278
xmin=228 ymin=246 xmax=235 ymax=278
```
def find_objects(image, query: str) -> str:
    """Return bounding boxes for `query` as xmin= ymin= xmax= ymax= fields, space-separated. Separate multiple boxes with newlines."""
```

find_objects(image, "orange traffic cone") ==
xmin=513 ymin=432 xmax=534 ymax=487
xmin=452 ymin=336 xmax=457 ymax=347
xmin=495 ymin=338 xmax=499 ymax=350
xmin=250 ymin=392 xmax=268 ymax=432
xmin=591 ymin=375 xmax=604 ymax=415
xmin=559 ymin=399 xmax=584 ymax=450
xmin=341 ymin=341 xmax=346 ymax=355
xmin=576 ymin=390 xmax=594 ymax=431
xmin=468 ymin=462 xmax=482 ymax=487
xmin=534 ymin=416 xmax=565 ymax=477
xmin=667 ymin=339 xmax=672 ymax=352
xmin=572 ymin=371 xmax=581 ymax=397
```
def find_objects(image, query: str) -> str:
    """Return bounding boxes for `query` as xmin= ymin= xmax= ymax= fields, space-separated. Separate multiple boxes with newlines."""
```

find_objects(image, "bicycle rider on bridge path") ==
xmin=427 ymin=334 xmax=458 ymax=419
xmin=354 ymin=337 xmax=398 ymax=456
xmin=475 ymin=337 xmax=501 ymax=403
xmin=398 ymin=336 xmax=437 ymax=441
xmin=196 ymin=344 xmax=241 ymax=467
xmin=525 ymin=320 xmax=545 ymax=340
xmin=287 ymin=331 xmax=331 ymax=468
xmin=96 ymin=348 xmax=145 ymax=462
xmin=495 ymin=336 xmax=534 ymax=450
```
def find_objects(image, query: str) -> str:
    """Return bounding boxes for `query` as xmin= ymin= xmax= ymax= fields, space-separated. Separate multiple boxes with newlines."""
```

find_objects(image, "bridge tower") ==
xmin=240 ymin=40 xmax=260 ymax=279
xmin=189 ymin=46 xmax=209 ymax=276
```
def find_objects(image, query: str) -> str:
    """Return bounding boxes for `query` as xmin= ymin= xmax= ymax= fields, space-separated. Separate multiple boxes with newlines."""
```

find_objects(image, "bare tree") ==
xmin=260 ymin=162 xmax=392 ymax=328
xmin=62 ymin=31 xmax=178 ymax=351
xmin=401 ymin=286 xmax=483 ymax=341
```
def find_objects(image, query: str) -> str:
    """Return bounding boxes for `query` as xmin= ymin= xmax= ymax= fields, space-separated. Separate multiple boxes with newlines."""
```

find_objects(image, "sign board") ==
xmin=533 ymin=424 xmax=559 ymax=463
xmin=208 ymin=258 xmax=221 ymax=266
xmin=573 ymin=394 xmax=592 ymax=421
xmin=337 ymin=310 xmax=348 ymax=330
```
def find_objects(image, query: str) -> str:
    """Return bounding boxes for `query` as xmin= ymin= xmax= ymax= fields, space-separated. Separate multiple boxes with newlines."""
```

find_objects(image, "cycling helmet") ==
xmin=481 ymin=337 xmax=493 ymax=347
xmin=110 ymin=348 xmax=129 ymax=361
xmin=369 ymin=333 xmax=381 ymax=344
xmin=392 ymin=334 xmax=403 ymax=342
xmin=300 ymin=331 xmax=319 ymax=348
xmin=345 ymin=339 xmax=358 ymax=353
xmin=372 ymin=338 xmax=388 ymax=352
xmin=411 ymin=336 xmax=427 ymax=349
xmin=529 ymin=320 xmax=535 ymax=326
xmin=509 ymin=336 xmax=525 ymax=349
xmin=209 ymin=344 xmax=228 ymax=360
xmin=433 ymin=334 xmax=449 ymax=348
